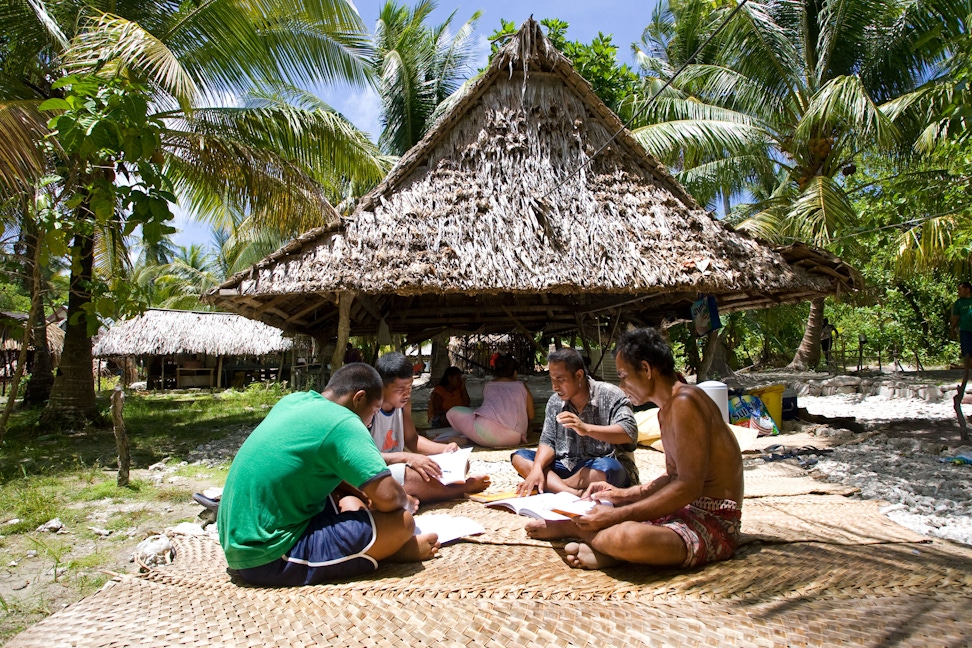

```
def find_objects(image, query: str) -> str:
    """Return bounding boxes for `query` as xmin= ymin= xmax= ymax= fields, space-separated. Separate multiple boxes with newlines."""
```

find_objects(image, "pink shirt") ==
xmin=476 ymin=380 xmax=529 ymax=434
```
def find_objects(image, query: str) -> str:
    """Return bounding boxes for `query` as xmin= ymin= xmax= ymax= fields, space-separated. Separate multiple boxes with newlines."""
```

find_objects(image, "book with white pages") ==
xmin=412 ymin=513 xmax=485 ymax=544
xmin=485 ymin=491 xmax=610 ymax=521
xmin=428 ymin=446 xmax=473 ymax=485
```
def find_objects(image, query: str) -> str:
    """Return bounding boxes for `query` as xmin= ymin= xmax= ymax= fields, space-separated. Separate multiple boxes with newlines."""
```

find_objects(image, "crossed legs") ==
xmin=523 ymin=517 xmax=688 ymax=569
xmin=511 ymin=453 xmax=608 ymax=496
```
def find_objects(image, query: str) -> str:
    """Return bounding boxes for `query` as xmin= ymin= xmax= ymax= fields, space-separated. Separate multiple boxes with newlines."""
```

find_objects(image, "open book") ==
xmin=429 ymin=447 xmax=473 ymax=485
xmin=485 ymin=491 xmax=608 ymax=521
xmin=413 ymin=513 xmax=485 ymax=544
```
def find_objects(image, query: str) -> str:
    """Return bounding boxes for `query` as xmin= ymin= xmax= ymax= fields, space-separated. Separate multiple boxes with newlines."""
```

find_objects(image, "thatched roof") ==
xmin=92 ymin=309 xmax=292 ymax=357
xmin=207 ymin=18 xmax=858 ymax=340
xmin=0 ymin=311 xmax=66 ymax=364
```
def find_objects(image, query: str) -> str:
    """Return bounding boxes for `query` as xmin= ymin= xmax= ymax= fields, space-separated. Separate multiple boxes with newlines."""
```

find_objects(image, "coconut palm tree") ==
xmin=631 ymin=0 xmax=967 ymax=369
xmin=0 ymin=0 xmax=389 ymax=422
xmin=372 ymin=0 xmax=481 ymax=155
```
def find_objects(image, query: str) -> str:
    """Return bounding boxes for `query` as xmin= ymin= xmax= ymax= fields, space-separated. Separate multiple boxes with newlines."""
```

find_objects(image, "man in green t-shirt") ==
xmin=218 ymin=363 xmax=439 ymax=587
xmin=951 ymin=282 xmax=972 ymax=392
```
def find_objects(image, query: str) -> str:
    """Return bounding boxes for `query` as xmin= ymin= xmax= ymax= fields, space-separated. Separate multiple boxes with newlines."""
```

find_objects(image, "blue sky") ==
xmin=170 ymin=0 xmax=662 ymax=249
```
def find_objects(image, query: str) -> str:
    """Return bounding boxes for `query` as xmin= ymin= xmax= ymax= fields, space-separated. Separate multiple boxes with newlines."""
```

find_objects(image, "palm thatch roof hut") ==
xmin=207 ymin=19 xmax=858 ymax=353
xmin=0 ymin=311 xmax=65 ymax=393
xmin=93 ymin=309 xmax=293 ymax=389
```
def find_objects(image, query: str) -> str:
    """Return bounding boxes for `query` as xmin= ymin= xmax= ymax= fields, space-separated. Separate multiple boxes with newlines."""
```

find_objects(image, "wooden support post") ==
xmin=329 ymin=291 xmax=355 ymax=377
xmin=216 ymin=356 xmax=223 ymax=389
xmin=590 ymin=314 xmax=622 ymax=376
xmin=573 ymin=315 xmax=593 ymax=364
xmin=111 ymin=386 xmax=130 ymax=487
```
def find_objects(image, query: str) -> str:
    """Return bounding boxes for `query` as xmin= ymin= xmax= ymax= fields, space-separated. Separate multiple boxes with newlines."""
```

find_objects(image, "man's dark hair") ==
xmin=615 ymin=328 xmax=676 ymax=378
xmin=961 ymin=281 xmax=972 ymax=291
xmin=325 ymin=363 xmax=383 ymax=401
xmin=375 ymin=352 xmax=413 ymax=384
xmin=547 ymin=348 xmax=586 ymax=375
xmin=492 ymin=353 xmax=519 ymax=378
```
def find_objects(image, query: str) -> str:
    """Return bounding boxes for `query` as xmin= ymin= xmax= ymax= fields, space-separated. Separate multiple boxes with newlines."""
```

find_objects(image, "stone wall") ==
xmin=794 ymin=376 xmax=951 ymax=403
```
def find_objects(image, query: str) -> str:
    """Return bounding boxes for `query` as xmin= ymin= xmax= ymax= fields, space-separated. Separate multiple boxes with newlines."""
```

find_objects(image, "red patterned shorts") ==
xmin=649 ymin=498 xmax=741 ymax=568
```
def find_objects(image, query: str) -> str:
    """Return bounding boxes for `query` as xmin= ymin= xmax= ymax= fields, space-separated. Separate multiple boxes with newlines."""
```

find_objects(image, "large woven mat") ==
xmin=9 ymin=535 xmax=971 ymax=647
xmin=9 ymin=445 xmax=972 ymax=647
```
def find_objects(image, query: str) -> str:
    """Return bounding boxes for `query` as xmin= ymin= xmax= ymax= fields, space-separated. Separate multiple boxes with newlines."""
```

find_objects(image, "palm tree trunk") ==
xmin=43 ymin=231 xmax=100 ymax=425
xmin=21 ymin=225 xmax=54 ymax=406
xmin=787 ymin=297 xmax=825 ymax=371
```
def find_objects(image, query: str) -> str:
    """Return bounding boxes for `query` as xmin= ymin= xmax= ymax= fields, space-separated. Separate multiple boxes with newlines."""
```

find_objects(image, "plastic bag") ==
xmin=728 ymin=394 xmax=779 ymax=436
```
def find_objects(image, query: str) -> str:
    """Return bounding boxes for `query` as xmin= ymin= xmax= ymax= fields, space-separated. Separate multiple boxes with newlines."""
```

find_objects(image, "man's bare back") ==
xmin=658 ymin=383 xmax=743 ymax=506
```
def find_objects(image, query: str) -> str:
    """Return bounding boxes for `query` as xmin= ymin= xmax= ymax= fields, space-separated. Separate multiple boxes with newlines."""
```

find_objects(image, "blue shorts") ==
xmin=236 ymin=496 xmax=378 ymax=587
xmin=961 ymin=331 xmax=972 ymax=358
xmin=512 ymin=449 xmax=629 ymax=487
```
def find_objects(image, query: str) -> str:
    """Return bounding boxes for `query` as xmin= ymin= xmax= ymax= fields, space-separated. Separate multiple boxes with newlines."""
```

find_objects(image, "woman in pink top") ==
xmin=447 ymin=354 xmax=535 ymax=447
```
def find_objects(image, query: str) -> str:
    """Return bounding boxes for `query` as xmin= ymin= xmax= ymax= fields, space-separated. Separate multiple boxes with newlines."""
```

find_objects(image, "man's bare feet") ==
xmin=524 ymin=519 xmax=576 ymax=540
xmin=464 ymin=474 xmax=490 ymax=494
xmin=389 ymin=533 xmax=440 ymax=562
xmin=564 ymin=541 xmax=618 ymax=569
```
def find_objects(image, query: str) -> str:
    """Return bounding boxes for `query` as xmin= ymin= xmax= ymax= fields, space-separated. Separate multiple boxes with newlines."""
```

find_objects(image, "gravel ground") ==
xmin=800 ymin=393 xmax=972 ymax=545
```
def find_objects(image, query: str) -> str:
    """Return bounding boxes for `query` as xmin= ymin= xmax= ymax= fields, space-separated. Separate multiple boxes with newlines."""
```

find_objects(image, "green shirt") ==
xmin=954 ymin=297 xmax=972 ymax=332
xmin=218 ymin=391 xmax=389 ymax=570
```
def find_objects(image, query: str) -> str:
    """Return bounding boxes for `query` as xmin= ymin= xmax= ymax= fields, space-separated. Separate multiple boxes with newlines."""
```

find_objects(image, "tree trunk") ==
xmin=788 ymin=297 xmax=826 ymax=371
xmin=0 ymin=233 xmax=43 ymax=442
xmin=43 ymin=232 xmax=100 ymax=426
xmin=698 ymin=328 xmax=733 ymax=381
xmin=329 ymin=291 xmax=355 ymax=374
xmin=21 ymin=226 xmax=54 ymax=406
xmin=430 ymin=333 xmax=450 ymax=381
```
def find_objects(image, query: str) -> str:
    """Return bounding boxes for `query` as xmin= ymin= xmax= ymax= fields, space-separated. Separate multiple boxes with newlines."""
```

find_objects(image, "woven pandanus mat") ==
xmin=743 ymin=462 xmax=859 ymax=497
xmin=135 ymin=525 xmax=971 ymax=603
xmin=8 ymin=566 xmax=971 ymax=647
xmin=740 ymin=495 xmax=928 ymax=544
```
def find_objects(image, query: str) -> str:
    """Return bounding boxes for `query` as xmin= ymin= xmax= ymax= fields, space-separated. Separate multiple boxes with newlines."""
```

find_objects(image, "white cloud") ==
xmin=338 ymin=87 xmax=383 ymax=143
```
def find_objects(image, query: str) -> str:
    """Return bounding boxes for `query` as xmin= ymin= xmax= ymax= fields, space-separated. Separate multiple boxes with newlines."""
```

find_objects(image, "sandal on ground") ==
xmin=793 ymin=446 xmax=833 ymax=456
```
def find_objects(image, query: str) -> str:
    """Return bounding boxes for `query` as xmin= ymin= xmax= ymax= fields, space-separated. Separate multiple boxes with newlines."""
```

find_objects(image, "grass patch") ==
xmin=1 ymin=383 xmax=288 ymax=478
xmin=0 ymin=475 xmax=67 ymax=534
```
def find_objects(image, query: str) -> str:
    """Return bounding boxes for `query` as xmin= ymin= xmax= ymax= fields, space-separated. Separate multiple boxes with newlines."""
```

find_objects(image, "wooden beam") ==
xmin=501 ymin=306 xmax=546 ymax=355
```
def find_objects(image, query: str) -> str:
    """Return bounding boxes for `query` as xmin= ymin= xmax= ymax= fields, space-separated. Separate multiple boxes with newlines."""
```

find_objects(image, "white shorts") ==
xmin=389 ymin=463 xmax=407 ymax=485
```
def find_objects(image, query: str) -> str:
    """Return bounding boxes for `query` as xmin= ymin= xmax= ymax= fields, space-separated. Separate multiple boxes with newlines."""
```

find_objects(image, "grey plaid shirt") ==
xmin=539 ymin=377 xmax=638 ymax=472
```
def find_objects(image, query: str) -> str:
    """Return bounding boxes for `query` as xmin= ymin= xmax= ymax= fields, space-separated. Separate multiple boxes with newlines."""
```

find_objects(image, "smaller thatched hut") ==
xmin=0 ymin=311 xmax=65 ymax=394
xmin=93 ymin=309 xmax=293 ymax=389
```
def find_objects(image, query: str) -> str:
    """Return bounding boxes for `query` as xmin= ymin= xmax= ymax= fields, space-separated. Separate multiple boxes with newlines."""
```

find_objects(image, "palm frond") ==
xmin=633 ymin=118 xmax=770 ymax=164
xmin=15 ymin=0 xmax=69 ymax=51
xmin=670 ymin=64 xmax=793 ymax=124
xmin=894 ymin=212 xmax=963 ymax=275
xmin=794 ymin=74 xmax=900 ymax=150
xmin=0 ymin=100 xmax=52 ymax=198
xmin=64 ymin=12 xmax=198 ymax=108
xmin=784 ymin=174 xmax=859 ymax=245
xmin=159 ymin=0 xmax=370 ymax=96
xmin=177 ymin=101 xmax=387 ymax=188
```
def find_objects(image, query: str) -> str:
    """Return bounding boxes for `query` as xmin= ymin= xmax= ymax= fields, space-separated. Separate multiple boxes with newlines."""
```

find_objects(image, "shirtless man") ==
xmin=371 ymin=352 xmax=489 ymax=503
xmin=526 ymin=328 xmax=743 ymax=570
